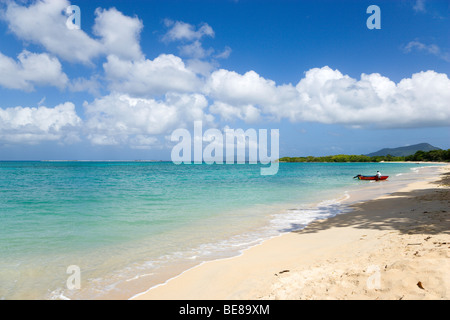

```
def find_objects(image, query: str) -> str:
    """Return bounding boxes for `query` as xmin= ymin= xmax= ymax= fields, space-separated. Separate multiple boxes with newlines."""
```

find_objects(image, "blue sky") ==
xmin=0 ymin=0 xmax=449 ymax=160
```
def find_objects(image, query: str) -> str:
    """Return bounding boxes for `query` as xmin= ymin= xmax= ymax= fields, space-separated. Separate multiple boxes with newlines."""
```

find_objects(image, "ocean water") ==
xmin=0 ymin=161 xmax=442 ymax=299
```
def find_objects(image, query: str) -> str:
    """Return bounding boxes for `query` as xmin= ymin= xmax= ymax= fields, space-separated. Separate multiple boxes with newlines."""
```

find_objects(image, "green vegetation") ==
xmin=404 ymin=149 xmax=450 ymax=162
xmin=279 ymin=149 xmax=450 ymax=163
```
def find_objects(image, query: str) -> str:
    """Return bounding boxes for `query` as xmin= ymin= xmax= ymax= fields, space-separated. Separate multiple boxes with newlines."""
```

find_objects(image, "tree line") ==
xmin=279 ymin=149 xmax=450 ymax=163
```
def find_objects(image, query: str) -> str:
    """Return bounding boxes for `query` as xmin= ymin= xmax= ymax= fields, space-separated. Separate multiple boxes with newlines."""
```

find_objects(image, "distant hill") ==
xmin=365 ymin=143 xmax=441 ymax=157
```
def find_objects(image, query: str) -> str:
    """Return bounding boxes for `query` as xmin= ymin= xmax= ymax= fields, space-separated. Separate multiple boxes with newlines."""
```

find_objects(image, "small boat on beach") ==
xmin=353 ymin=174 xmax=389 ymax=181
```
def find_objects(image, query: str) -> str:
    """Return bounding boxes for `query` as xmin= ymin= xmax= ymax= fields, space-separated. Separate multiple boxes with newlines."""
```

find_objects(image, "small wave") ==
xmin=342 ymin=191 xmax=350 ymax=201
xmin=269 ymin=196 xmax=351 ymax=233
xmin=126 ymin=273 xmax=154 ymax=282
xmin=48 ymin=288 xmax=71 ymax=300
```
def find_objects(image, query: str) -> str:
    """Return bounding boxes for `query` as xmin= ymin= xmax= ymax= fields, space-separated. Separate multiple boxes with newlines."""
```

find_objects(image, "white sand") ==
xmin=133 ymin=165 xmax=450 ymax=300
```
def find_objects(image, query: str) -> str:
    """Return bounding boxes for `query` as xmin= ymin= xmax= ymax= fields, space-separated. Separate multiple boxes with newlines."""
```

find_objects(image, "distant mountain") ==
xmin=365 ymin=143 xmax=441 ymax=157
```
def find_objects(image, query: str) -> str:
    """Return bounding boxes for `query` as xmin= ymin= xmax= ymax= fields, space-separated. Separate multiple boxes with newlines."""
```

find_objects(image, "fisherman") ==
xmin=376 ymin=171 xmax=381 ymax=180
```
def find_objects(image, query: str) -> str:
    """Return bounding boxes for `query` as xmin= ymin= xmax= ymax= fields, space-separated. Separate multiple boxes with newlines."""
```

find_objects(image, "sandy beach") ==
xmin=133 ymin=164 xmax=450 ymax=300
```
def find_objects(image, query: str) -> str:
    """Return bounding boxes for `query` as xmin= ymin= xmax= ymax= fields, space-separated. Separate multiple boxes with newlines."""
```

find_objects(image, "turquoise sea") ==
xmin=0 ymin=161 xmax=443 ymax=299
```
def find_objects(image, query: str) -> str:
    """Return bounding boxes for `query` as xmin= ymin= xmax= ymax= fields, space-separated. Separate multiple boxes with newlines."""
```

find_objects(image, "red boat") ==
xmin=354 ymin=174 xmax=388 ymax=181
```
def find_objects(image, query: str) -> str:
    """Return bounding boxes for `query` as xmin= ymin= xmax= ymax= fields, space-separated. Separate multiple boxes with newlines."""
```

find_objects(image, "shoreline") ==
xmin=132 ymin=164 xmax=450 ymax=300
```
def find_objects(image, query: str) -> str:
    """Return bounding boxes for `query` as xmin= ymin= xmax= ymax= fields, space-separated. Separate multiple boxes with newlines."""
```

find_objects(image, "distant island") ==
xmin=365 ymin=143 xmax=441 ymax=157
xmin=279 ymin=143 xmax=449 ymax=163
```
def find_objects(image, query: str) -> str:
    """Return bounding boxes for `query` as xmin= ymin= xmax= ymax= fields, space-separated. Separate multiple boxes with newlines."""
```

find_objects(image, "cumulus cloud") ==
xmin=0 ymin=102 xmax=82 ymax=144
xmin=0 ymin=50 xmax=68 ymax=91
xmin=103 ymin=54 xmax=203 ymax=96
xmin=93 ymin=7 xmax=144 ymax=61
xmin=210 ymin=101 xmax=261 ymax=123
xmin=162 ymin=19 xmax=230 ymax=63
xmin=292 ymin=67 xmax=450 ymax=127
xmin=4 ymin=63 xmax=448 ymax=148
xmin=3 ymin=0 xmax=103 ymax=64
xmin=2 ymin=0 xmax=144 ymax=64
xmin=178 ymin=40 xmax=214 ymax=59
xmin=83 ymin=92 xmax=213 ymax=147
xmin=185 ymin=58 xmax=218 ymax=77
xmin=206 ymin=66 xmax=450 ymax=128
xmin=206 ymin=69 xmax=279 ymax=106
xmin=205 ymin=68 xmax=299 ymax=120
xmin=1 ymin=65 xmax=448 ymax=148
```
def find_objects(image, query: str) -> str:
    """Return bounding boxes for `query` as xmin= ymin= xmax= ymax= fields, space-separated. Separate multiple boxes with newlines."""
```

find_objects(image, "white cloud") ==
xmin=0 ymin=50 xmax=68 ymax=91
xmin=204 ymin=68 xmax=299 ymax=119
xmin=1 ymin=64 xmax=448 ymax=148
xmin=205 ymin=69 xmax=279 ymax=106
xmin=129 ymin=135 xmax=159 ymax=150
xmin=68 ymin=76 xmax=102 ymax=96
xmin=2 ymin=0 xmax=144 ymax=65
xmin=215 ymin=46 xmax=232 ymax=59
xmin=205 ymin=66 xmax=450 ymax=128
xmin=103 ymin=54 xmax=202 ymax=96
xmin=163 ymin=20 xmax=214 ymax=42
xmin=0 ymin=102 xmax=82 ymax=144
xmin=93 ymin=7 xmax=144 ymax=61
xmin=407 ymin=41 xmax=439 ymax=54
xmin=403 ymin=40 xmax=450 ymax=62
xmin=210 ymin=101 xmax=261 ymax=123
xmin=3 ymin=0 xmax=103 ymax=64
xmin=162 ymin=19 xmax=227 ymax=63
xmin=179 ymin=40 xmax=214 ymax=59
xmin=294 ymin=67 xmax=450 ymax=128
xmin=413 ymin=0 xmax=426 ymax=13
xmin=185 ymin=58 xmax=217 ymax=77
xmin=83 ymin=92 xmax=213 ymax=147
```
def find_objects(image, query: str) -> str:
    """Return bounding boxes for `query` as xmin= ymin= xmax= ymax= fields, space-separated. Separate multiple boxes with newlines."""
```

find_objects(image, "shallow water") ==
xmin=0 ymin=161 xmax=442 ymax=299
